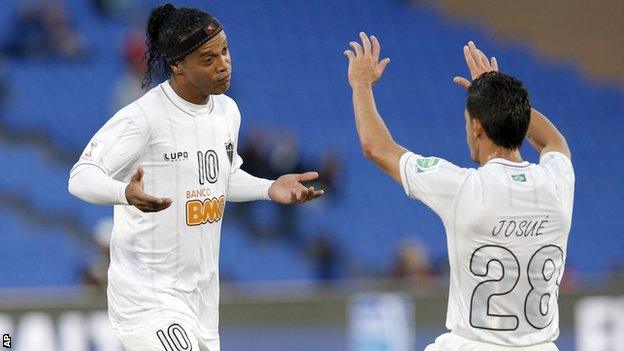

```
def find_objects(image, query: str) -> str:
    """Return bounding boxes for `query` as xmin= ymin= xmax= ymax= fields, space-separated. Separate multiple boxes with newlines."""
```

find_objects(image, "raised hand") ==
xmin=344 ymin=32 xmax=391 ymax=88
xmin=453 ymin=41 xmax=499 ymax=89
xmin=268 ymin=172 xmax=325 ymax=204
xmin=125 ymin=167 xmax=173 ymax=212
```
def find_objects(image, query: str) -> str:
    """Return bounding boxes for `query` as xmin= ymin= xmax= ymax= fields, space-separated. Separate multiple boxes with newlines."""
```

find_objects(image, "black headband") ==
xmin=165 ymin=18 xmax=223 ymax=64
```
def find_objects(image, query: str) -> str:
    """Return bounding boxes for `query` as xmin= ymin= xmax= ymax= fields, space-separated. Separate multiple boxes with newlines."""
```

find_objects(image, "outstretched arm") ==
xmin=227 ymin=169 xmax=274 ymax=202
xmin=453 ymin=41 xmax=570 ymax=159
xmin=344 ymin=32 xmax=407 ymax=183
xmin=227 ymin=168 xmax=325 ymax=204
xmin=69 ymin=166 xmax=173 ymax=212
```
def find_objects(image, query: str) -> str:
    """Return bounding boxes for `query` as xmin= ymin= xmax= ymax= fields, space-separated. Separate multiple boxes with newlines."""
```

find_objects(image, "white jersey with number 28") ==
xmin=399 ymin=151 xmax=574 ymax=346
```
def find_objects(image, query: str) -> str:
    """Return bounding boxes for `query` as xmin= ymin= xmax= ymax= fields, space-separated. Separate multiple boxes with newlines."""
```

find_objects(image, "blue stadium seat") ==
xmin=0 ymin=143 xmax=111 ymax=228
xmin=0 ymin=209 xmax=89 ymax=286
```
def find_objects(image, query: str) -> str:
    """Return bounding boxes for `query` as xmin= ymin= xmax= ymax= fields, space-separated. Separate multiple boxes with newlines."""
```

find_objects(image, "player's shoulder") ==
xmin=534 ymin=152 xmax=574 ymax=179
xmin=537 ymin=151 xmax=575 ymax=185
xmin=212 ymin=94 xmax=241 ymax=122
xmin=213 ymin=93 xmax=239 ymax=111
xmin=108 ymin=86 xmax=162 ymax=132
xmin=403 ymin=152 xmax=467 ymax=169
xmin=108 ymin=100 xmax=143 ymax=125
xmin=131 ymin=83 xmax=168 ymax=111
xmin=539 ymin=151 xmax=573 ymax=169
xmin=401 ymin=152 xmax=475 ymax=184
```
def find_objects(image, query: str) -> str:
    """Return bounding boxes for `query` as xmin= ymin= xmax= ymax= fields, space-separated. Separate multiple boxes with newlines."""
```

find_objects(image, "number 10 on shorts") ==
xmin=156 ymin=324 xmax=192 ymax=351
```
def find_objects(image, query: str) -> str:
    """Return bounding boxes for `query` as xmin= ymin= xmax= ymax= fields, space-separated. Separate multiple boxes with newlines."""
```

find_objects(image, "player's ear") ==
xmin=170 ymin=61 xmax=184 ymax=75
xmin=472 ymin=118 xmax=484 ymax=139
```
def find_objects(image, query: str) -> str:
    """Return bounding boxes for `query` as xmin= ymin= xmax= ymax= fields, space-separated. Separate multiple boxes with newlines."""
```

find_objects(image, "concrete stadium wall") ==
xmin=424 ymin=0 xmax=624 ymax=87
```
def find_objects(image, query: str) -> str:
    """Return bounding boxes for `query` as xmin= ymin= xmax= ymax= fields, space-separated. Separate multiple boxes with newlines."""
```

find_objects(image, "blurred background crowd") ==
xmin=0 ymin=1 xmax=623 ymax=349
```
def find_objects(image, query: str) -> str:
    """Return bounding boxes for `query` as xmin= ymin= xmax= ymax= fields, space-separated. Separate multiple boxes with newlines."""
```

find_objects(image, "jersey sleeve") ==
xmin=399 ymin=151 xmax=469 ymax=219
xmin=539 ymin=151 xmax=575 ymax=200
xmin=70 ymin=106 xmax=150 ymax=181
xmin=227 ymin=168 xmax=273 ymax=202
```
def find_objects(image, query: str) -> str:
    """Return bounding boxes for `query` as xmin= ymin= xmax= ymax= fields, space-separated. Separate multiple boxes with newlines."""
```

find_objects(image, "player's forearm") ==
xmin=68 ymin=165 xmax=129 ymax=205
xmin=526 ymin=108 xmax=570 ymax=157
xmin=351 ymin=84 xmax=407 ymax=183
xmin=352 ymin=84 xmax=404 ymax=161
xmin=227 ymin=169 xmax=274 ymax=202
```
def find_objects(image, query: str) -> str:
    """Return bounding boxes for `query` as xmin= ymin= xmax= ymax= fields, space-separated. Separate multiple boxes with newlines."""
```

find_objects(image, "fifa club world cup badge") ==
xmin=225 ymin=139 xmax=234 ymax=165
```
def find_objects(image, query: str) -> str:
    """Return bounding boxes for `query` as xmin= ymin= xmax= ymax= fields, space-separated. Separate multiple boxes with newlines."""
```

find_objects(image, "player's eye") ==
xmin=222 ymin=46 xmax=228 ymax=55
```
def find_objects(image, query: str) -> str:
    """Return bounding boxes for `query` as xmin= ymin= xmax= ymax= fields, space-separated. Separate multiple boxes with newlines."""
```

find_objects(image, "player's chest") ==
xmin=148 ymin=115 xmax=234 ymax=186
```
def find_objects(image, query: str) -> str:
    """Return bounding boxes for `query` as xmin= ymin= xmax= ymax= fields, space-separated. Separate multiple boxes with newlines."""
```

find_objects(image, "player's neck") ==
xmin=478 ymin=143 xmax=523 ymax=165
xmin=169 ymin=77 xmax=210 ymax=105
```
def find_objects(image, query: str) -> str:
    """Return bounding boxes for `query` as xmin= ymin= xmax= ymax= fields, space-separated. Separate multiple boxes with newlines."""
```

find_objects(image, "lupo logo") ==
xmin=163 ymin=151 xmax=189 ymax=162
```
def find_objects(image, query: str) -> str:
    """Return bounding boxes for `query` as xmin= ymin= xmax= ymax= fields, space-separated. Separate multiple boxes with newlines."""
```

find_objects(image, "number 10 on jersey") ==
xmin=197 ymin=150 xmax=219 ymax=185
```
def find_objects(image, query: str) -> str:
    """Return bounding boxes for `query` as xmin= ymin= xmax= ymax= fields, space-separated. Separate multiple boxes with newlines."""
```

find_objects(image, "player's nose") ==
xmin=215 ymin=55 xmax=230 ymax=72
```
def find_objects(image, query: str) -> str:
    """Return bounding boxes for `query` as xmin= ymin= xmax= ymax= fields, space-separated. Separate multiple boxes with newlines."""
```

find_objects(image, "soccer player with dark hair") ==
xmin=68 ymin=4 xmax=323 ymax=350
xmin=345 ymin=34 xmax=573 ymax=351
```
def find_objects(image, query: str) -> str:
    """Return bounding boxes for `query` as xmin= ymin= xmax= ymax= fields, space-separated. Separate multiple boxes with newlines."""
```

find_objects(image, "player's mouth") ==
xmin=217 ymin=74 xmax=231 ymax=84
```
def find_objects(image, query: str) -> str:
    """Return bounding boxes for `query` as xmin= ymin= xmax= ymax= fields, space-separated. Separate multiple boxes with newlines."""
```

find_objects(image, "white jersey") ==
xmin=399 ymin=151 xmax=574 ymax=346
xmin=70 ymin=81 xmax=243 ymax=339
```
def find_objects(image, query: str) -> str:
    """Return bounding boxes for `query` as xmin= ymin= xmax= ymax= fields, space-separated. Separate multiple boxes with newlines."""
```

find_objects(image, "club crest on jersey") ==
xmin=415 ymin=157 xmax=440 ymax=174
xmin=225 ymin=140 xmax=234 ymax=164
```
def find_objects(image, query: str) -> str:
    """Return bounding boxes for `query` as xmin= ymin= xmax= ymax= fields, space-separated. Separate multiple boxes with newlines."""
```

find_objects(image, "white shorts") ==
xmin=424 ymin=333 xmax=559 ymax=351
xmin=113 ymin=318 xmax=220 ymax=351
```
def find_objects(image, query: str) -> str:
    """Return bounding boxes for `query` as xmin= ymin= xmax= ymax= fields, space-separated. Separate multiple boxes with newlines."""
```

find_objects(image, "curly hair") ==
xmin=142 ymin=3 xmax=212 ymax=88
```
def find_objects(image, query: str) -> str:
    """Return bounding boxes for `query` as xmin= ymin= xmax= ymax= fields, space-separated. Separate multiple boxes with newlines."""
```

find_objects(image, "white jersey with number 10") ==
xmin=399 ymin=151 xmax=574 ymax=346
xmin=70 ymin=80 xmax=244 ymax=340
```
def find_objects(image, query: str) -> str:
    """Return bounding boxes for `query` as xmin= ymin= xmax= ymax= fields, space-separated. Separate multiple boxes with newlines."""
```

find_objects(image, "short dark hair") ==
xmin=466 ymin=71 xmax=531 ymax=150
xmin=143 ymin=3 xmax=212 ymax=88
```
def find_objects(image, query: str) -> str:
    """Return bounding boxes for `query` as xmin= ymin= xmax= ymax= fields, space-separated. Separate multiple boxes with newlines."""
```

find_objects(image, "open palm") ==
xmin=344 ymin=32 xmax=391 ymax=88
xmin=453 ymin=41 xmax=499 ymax=89
xmin=268 ymin=172 xmax=324 ymax=204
